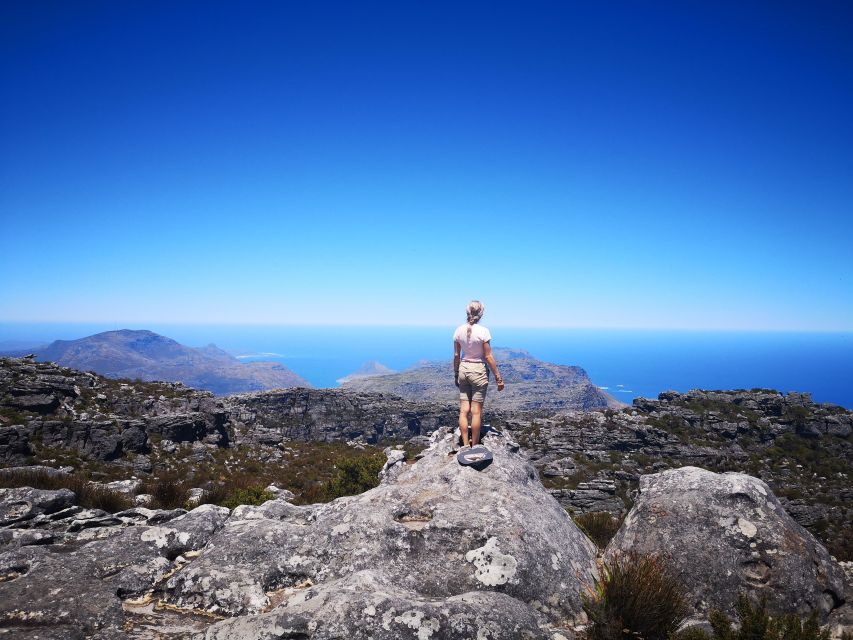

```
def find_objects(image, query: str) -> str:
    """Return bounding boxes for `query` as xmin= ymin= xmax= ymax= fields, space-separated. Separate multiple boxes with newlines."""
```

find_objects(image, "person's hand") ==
xmin=497 ymin=379 xmax=505 ymax=391
xmin=454 ymin=376 xmax=459 ymax=388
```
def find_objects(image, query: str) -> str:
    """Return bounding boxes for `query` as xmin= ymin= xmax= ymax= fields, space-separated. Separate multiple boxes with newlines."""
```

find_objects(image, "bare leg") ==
xmin=470 ymin=401 xmax=483 ymax=446
xmin=458 ymin=399 xmax=471 ymax=447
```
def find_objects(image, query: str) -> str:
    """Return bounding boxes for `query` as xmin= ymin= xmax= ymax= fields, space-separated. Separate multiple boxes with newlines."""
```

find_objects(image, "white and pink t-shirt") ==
xmin=453 ymin=323 xmax=492 ymax=362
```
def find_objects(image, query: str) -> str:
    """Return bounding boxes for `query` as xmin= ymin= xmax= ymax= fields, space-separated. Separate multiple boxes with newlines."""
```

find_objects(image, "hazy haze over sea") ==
xmin=2 ymin=323 xmax=851 ymax=409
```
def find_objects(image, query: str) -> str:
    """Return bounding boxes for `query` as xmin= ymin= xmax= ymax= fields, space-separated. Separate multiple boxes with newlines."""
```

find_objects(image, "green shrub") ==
xmin=574 ymin=512 xmax=622 ymax=549
xmin=677 ymin=627 xmax=712 ymax=640
xmin=300 ymin=452 xmax=385 ymax=503
xmin=219 ymin=486 xmax=275 ymax=510
xmin=707 ymin=594 xmax=830 ymax=640
xmin=581 ymin=551 xmax=688 ymax=640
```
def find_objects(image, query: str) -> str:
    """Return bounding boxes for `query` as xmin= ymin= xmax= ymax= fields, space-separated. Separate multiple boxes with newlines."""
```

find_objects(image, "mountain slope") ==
xmin=340 ymin=348 xmax=622 ymax=411
xmin=335 ymin=360 xmax=397 ymax=384
xmin=31 ymin=329 xmax=309 ymax=395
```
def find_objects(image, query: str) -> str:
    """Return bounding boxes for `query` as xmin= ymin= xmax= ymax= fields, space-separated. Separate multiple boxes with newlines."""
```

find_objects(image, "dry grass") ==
xmin=574 ymin=511 xmax=623 ymax=549
xmin=141 ymin=475 xmax=190 ymax=510
xmin=582 ymin=551 xmax=689 ymax=640
xmin=0 ymin=468 xmax=132 ymax=512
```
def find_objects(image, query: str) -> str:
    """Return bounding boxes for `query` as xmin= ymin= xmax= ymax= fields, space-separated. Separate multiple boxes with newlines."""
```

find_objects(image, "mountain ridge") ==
xmin=341 ymin=347 xmax=623 ymax=411
xmin=16 ymin=329 xmax=309 ymax=395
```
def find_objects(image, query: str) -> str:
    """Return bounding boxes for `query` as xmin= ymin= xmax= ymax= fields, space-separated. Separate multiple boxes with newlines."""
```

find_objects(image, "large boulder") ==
xmin=606 ymin=466 xmax=848 ymax=623
xmin=163 ymin=427 xmax=598 ymax=633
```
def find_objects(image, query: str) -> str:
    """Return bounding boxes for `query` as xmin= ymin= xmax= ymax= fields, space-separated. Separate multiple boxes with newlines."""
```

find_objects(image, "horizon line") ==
xmin=1 ymin=320 xmax=852 ymax=334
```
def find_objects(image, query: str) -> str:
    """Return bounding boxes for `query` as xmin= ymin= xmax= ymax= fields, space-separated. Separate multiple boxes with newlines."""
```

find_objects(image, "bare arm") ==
xmin=483 ymin=341 xmax=505 ymax=391
xmin=453 ymin=340 xmax=461 ymax=386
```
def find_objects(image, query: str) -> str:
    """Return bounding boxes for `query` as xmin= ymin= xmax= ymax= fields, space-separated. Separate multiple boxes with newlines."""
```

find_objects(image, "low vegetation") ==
xmin=704 ymin=593 xmax=831 ymax=640
xmin=573 ymin=511 xmax=623 ymax=549
xmin=581 ymin=551 xmax=688 ymax=640
xmin=581 ymin=553 xmax=840 ymax=640
xmin=0 ymin=468 xmax=132 ymax=512
xmin=141 ymin=475 xmax=190 ymax=510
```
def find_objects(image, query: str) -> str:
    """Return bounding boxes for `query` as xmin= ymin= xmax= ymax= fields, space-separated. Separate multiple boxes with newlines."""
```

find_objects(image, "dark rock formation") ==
xmin=0 ymin=356 xmax=230 ymax=464
xmin=227 ymin=388 xmax=458 ymax=445
xmin=341 ymin=347 xmax=622 ymax=411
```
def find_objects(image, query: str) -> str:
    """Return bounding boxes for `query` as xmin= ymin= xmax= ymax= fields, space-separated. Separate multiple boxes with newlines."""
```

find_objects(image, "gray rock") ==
xmin=0 ymin=426 xmax=31 ymax=464
xmin=164 ymin=428 xmax=598 ymax=626
xmin=0 ymin=545 xmax=124 ymax=638
xmin=0 ymin=487 xmax=76 ymax=525
xmin=542 ymin=456 xmax=577 ymax=478
xmin=550 ymin=478 xmax=625 ymax=515
xmin=263 ymin=484 xmax=295 ymax=501
xmin=6 ymin=393 xmax=59 ymax=412
xmin=0 ymin=528 xmax=56 ymax=548
xmin=606 ymin=466 xmax=847 ymax=622
xmin=73 ymin=503 xmax=231 ymax=599
xmin=134 ymin=493 xmax=153 ymax=507
xmin=200 ymin=570 xmax=552 ymax=640
xmin=0 ymin=464 xmax=71 ymax=478
xmin=228 ymin=388 xmax=459 ymax=445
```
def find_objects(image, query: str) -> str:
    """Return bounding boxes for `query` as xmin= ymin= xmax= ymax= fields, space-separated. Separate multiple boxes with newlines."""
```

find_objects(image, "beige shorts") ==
xmin=457 ymin=361 xmax=488 ymax=403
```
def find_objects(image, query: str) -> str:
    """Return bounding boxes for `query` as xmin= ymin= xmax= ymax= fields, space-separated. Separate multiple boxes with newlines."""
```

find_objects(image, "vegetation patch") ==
xmin=582 ymin=551 xmax=688 ymax=640
xmin=573 ymin=511 xmax=623 ymax=549
xmin=0 ymin=468 xmax=132 ymax=512
xmin=684 ymin=593 xmax=832 ymax=640
xmin=142 ymin=475 xmax=191 ymax=510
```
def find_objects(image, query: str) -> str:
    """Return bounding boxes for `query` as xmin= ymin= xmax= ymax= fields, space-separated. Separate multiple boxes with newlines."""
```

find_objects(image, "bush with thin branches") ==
xmin=582 ymin=551 xmax=689 ymax=640
xmin=142 ymin=475 xmax=190 ymax=509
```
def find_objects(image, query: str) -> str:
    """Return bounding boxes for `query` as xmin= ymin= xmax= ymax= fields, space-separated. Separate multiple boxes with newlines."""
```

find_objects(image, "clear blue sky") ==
xmin=1 ymin=1 xmax=851 ymax=329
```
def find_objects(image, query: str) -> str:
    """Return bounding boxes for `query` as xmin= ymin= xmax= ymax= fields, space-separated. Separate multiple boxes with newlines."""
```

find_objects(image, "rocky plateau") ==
xmin=0 ymin=355 xmax=851 ymax=638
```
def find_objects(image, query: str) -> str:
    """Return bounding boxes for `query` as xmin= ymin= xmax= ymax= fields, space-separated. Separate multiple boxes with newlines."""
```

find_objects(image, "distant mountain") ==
xmin=340 ymin=347 xmax=622 ymax=411
xmin=26 ymin=329 xmax=309 ymax=395
xmin=336 ymin=360 xmax=397 ymax=384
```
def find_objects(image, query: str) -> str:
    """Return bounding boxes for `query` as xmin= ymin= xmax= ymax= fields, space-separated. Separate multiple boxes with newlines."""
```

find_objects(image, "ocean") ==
xmin=2 ymin=324 xmax=852 ymax=409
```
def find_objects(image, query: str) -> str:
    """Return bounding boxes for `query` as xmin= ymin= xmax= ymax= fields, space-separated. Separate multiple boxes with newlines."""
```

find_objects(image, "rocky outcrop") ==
xmin=0 ymin=356 xmax=230 ymax=464
xmin=166 ymin=427 xmax=598 ymax=632
xmin=341 ymin=347 xmax=622 ymax=411
xmin=2 ymin=356 xmax=851 ymax=564
xmin=634 ymin=389 xmax=853 ymax=439
xmin=0 ymin=486 xmax=76 ymax=525
xmin=550 ymin=478 xmax=625 ymax=515
xmin=227 ymin=388 xmax=458 ymax=445
xmin=606 ymin=466 xmax=848 ymax=623
xmin=0 ymin=426 xmax=600 ymax=638
xmin=202 ymin=570 xmax=553 ymax=640
xmin=2 ymin=427 xmax=851 ymax=637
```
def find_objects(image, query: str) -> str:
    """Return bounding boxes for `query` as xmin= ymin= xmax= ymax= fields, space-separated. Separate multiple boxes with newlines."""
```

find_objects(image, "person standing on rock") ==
xmin=454 ymin=300 xmax=504 ymax=448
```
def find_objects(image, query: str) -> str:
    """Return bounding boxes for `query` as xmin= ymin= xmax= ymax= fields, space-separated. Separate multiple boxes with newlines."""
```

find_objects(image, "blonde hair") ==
xmin=465 ymin=300 xmax=484 ymax=338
